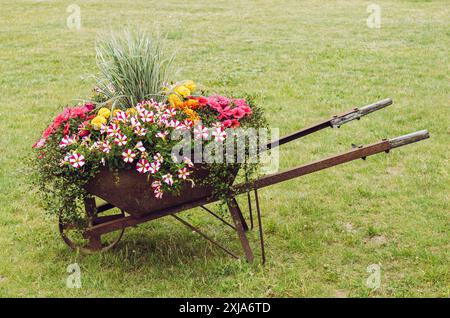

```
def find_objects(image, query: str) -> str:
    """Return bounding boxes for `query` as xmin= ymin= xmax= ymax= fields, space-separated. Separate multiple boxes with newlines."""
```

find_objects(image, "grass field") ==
xmin=0 ymin=0 xmax=448 ymax=297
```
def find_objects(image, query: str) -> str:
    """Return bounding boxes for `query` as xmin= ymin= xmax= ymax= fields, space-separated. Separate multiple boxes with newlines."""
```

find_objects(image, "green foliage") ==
xmin=95 ymin=30 xmax=175 ymax=109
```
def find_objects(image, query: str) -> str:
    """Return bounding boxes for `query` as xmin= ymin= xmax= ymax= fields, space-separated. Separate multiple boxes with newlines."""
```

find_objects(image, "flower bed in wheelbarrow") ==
xmin=32 ymin=31 xmax=429 ymax=261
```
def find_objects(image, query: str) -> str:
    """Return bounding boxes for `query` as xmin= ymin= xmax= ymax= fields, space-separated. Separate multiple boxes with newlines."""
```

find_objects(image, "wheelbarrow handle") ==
xmin=267 ymin=98 xmax=393 ymax=149
xmin=238 ymin=129 xmax=429 ymax=194
xmin=389 ymin=130 xmax=430 ymax=148
xmin=330 ymin=98 xmax=392 ymax=128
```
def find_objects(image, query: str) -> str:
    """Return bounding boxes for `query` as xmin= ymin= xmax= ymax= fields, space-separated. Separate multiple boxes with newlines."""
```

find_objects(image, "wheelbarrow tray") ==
xmin=85 ymin=165 xmax=239 ymax=218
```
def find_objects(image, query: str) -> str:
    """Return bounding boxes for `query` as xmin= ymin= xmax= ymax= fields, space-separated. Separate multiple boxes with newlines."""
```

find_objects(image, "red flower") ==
xmin=64 ymin=122 xmax=70 ymax=135
xmin=222 ymin=119 xmax=240 ymax=128
xmin=232 ymin=107 xmax=246 ymax=119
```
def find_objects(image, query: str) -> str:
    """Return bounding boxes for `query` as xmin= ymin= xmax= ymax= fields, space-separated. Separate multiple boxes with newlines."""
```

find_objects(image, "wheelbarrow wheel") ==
xmin=59 ymin=209 xmax=125 ymax=254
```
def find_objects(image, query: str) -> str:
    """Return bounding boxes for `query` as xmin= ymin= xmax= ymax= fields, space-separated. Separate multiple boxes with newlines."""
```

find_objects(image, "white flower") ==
xmin=69 ymin=153 xmax=85 ymax=168
xmin=162 ymin=173 xmax=174 ymax=186
xmin=121 ymin=149 xmax=136 ymax=163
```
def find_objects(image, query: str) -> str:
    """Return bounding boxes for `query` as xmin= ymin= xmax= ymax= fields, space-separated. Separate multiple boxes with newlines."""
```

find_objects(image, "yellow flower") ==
xmin=186 ymin=99 xmax=199 ymax=109
xmin=112 ymin=109 xmax=121 ymax=117
xmin=168 ymin=94 xmax=182 ymax=107
xmin=97 ymin=107 xmax=111 ymax=119
xmin=184 ymin=80 xmax=196 ymax=92
xmin=173 ymin=85 xmax=191 ymax=97
xmin=126 ymin=107 xmax=137 ymax=116
xmin=91 ymin=116 xmax=107 ymax=129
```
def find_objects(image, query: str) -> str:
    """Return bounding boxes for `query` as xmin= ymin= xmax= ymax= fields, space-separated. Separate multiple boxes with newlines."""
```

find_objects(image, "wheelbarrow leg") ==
xmin=228 ymin=198 xmax=254 ymax=263
xmin=84 ymin=197 xmax=102 ymax=250
xmin=234 ymin=199 xmax=249 ymax=232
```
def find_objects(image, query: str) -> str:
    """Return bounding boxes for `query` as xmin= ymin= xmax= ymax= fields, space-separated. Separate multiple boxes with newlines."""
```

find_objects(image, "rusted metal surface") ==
xmin=85 ymin=165 xmax=237 ymax=218
xmin=235 ymin=140 xmax=392 ymax=193
xmin=200 ymin=205 xmax=236 ymax=231
xmin=227 ymin=198 xmax=254 ymax=262
xmin=170 ymin=214 xmax=239 ymax=259
xmin=254 ymin=189 xmax=265 ymax=264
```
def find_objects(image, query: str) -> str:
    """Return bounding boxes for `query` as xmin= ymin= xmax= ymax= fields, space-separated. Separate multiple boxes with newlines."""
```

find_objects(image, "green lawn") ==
xmin=0 ymin=0 xmax=448 ymax=297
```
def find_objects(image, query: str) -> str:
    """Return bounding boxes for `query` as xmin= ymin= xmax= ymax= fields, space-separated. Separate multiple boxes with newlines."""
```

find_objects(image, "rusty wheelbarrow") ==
xmin=59 ymin=98 xmax=429 ymax=263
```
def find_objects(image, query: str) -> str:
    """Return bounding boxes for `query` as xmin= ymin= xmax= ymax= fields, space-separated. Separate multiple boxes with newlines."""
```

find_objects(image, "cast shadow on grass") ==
xmin=52 ymin=220 xmax=249 ymax=271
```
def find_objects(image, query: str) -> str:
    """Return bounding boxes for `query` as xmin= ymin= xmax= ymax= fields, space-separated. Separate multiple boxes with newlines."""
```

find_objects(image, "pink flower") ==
xmin=178 ymin=168 xmax=190 ymax=180
xmin=212 ymin=128 xmax=227 ymax=142
xmin=139 ymin=109 xmax=154 ymax=123
xmin=194 ymin=125 xmax=209 ymax=140
xmin=222 ymin=119 xmax=240 ymax=128
xmin=154 ymin=187 xmax=163 ymax=199
xmin=114 ymin=110 xmax=128 ymax=123
xmin=134 ymin=125 xmax=147 ymax=137
xmin=233 ymin=99 xmax=248 ymax=108
xmin=212 ymin=122 xmax=223 ymax=129
xmin=107 ymin=123 xmax=121 ymax=137
xmin=162 ymin=173 xmax=174 ymax=186
xmin=183 ymin=157 xmax=194 ymax=167
xmin=69 ymin=153 xmax=85 ymax=168
xmin=59 ymin=135 xmax=76 ymax=149
xmin=136 ymin=158 xmax=150 ymax=173
xmin=130 ymin=116 xmax=140 ymax=128
xmin=151 ymin=180 xmax=162 ymax=189
xmin=153 ymin=152 xmax=164 ymax=163
xmin=183 ymin=119 xmax=194 ymax=127
xmin=239 ymin=105 xmax=252 ymax=115
xmin=155 ymin=131 xmax=169 ymax=139
xmin=134 ymin=141 xmax=146 ymax=152
xmin=121 ymin=149 xmax=136 ymax=163
xmin=148 ymin=161 xmax=161 ymax=174
xmin=165 ymin=108 xmax=177 ymax=117
xmin=100 ymin=123 xmax=108 ymax=135
xmin=232 ymin=107 xmax=246 ymax=119
xmin=32 ymin=138 xmax=46 ymax=149
xmin=102 ymin=140 xmax=111 ymax=153
xmin=114 ymin=133 xmax=128 ymax=146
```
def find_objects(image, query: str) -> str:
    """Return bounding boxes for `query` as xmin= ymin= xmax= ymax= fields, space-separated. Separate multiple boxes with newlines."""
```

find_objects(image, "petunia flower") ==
xmin=114 ymin=134 xmax=128 ymax=147
xmin=134 ymin=125 xmax=147 ymax=137
xmin=155 ymin=131 xmax=169 ymax=139
xmin=212 ymin=128 xmax=227 ymax=142
xmin=139 ymin=109 xmax=154 ymax=123
xmin=183 ymin=156 xmax=194 ymax=167
xmin=162 ymin=173 xmax=174 ymax=186
xmin=129 ymin=116 xmax=140 ymax=128
xmin=59 ymin=135 xmax=75 ymax=149
xmin=177 ymin=168 xmax=190 ymax=180
xmin=136 ymin=158 xmax=150 ymax=173
xmin=102 ymin=140 xmax=111 ymax=153
xmin=148 ymin=161 xmax=161 ymax=174
xmin=168 ymin=119 xmax=180 ymax=128
xmin=194 ymin=125 xmax=209 ymax=140
xmin=121 ymin=149 xmax=136 ymax=163
xmin=107 ymin=123 xmax=121 ymax=137
xmin=154 ymin=187 xmax=163 ymax=199
xmin=113 ymin=110 xmax=128 ymax=123
xmin=232 ymin=107 xmax=246 ymax=119
xmin=134 ymin=141 xmax=146 ymax=152
xmin=69 ymin=153 xmax=85 ymax=168
xmin=153 ymin=152 xmax=164 ymax=163
xmin=165 ymin=108 xmax=177 ymax=117
xmin=100 ymin=123 xmax=108 ymax=135
xmin=151 ymin=180 xmax=162 ymax=189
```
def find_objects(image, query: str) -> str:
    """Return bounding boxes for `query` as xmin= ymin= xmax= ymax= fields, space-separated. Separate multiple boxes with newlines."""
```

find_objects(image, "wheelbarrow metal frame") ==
xmin=63 ymin=98 xmax=429 ymax=263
